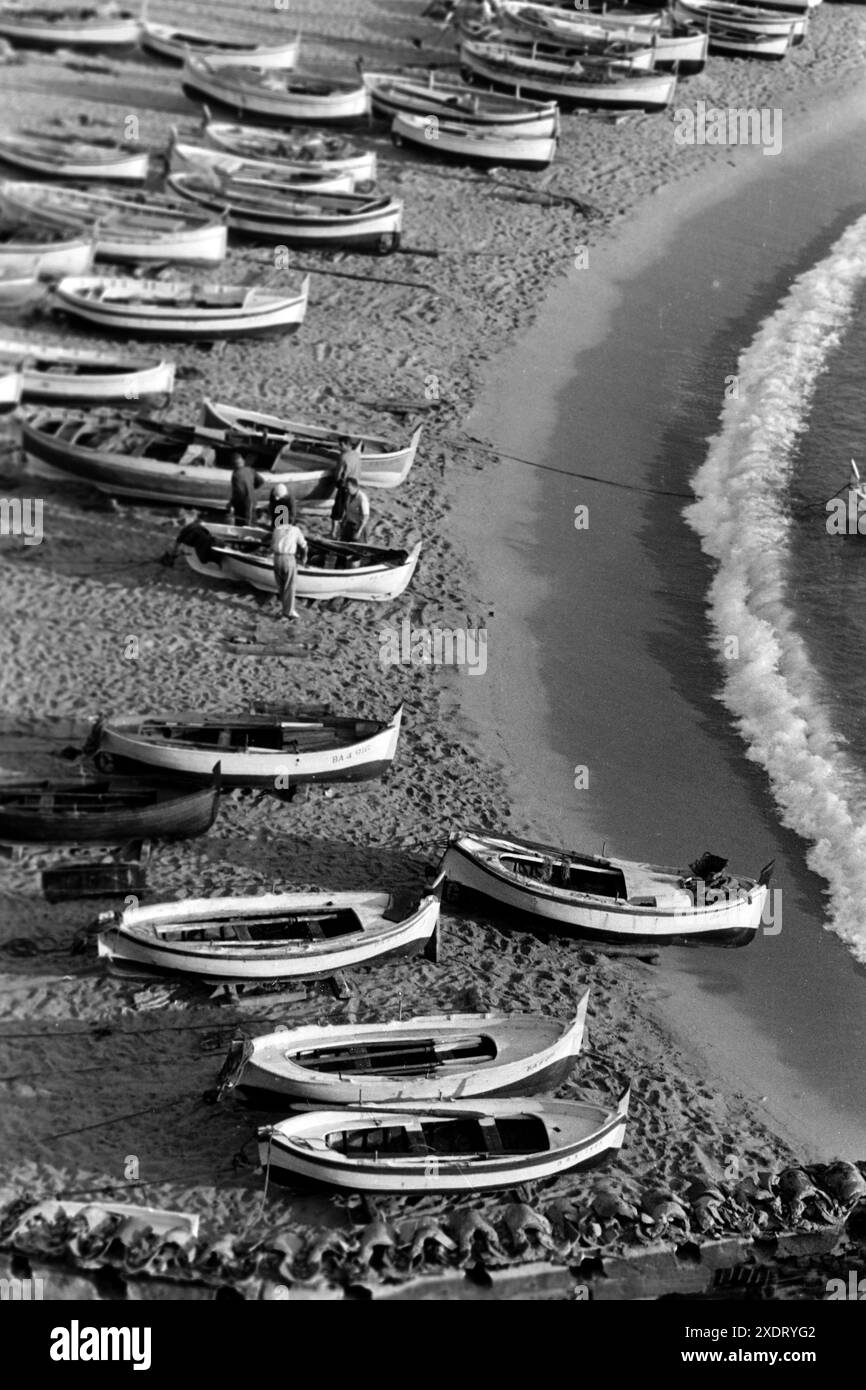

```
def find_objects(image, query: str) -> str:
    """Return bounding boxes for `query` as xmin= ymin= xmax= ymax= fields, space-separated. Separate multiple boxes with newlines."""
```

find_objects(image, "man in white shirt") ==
xmin=271 ymin=516 xmax=308 ymax=621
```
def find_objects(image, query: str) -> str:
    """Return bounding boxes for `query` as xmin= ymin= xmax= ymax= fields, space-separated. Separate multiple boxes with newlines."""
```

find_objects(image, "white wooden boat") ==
xmin=97 ymin=887 xmax=439 ymax=983
xmin=0 ymin=228 xmax=94 ymax=278
xmin=0 ymin=182 xmax=227 ymax=264
xmin=205 ymin=121 xmax=377 ymax=186
xmin=10 ymin=1199 xmax=199 ymax=1242
xmin=219 ymin=991 xmax=589 ymax=1106
xmin=21 ymin=408 xmax=413 ymax=509
xmin=0 ymin=273 xmax=43 ymax=307
xmin=0 ymin=338 xmax=174 ymax=404
xmin=0 ymin=131 xmax=149 ymax=182
xmin=258 ymin=1089 xmax=630 ymax=1192
xmin=201 ymin=399 xmax=423 ymax=489
xmin=141 ymin=19 xmax=301 ymax=68
xmin=672 ymin=0 xmax=806 ymax=51
xmin=169 ymin=137 xmax=357 ymax=195
xmin=0 ymin=364 xmax=22 ymax=412
xmin=0 ymin=5 xmax=141 ymax=50
xmin=182 ymin=58 xmax=370 ymax=124
xmin=362 ymin=69 xmax=559 ymax=139
xmin=459 ymin=38 xmax=677 ymax=110
xmin=440 ymin=829 xmax=774 ymax=945
xmin=168 ymin=172 xmax=403 ymax=254
xmin=496 ymin=2 xmax=708 ymax=73
xmin=93 ymin=705 xmax=404 ymax=786
xmin=460 ymin=14 xmax=657 ymax=69
xmin=391 ymin=111 xmax=556 ymax=170
xmin=181 ymin=522 xmax=423 ymax=603
xmin=52 ymin=274 xmax=310 ymax=341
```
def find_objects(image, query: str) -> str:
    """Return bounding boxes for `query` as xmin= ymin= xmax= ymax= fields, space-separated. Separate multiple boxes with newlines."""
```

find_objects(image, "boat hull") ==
xmin=441 ymin=832 xmax=765 ymax=945
xmin=96 ymin=709 xmax=403 ymax=787
xmin=188 ymin=538 xmax=423 ymax=603
xmin=205 ymin=123 xmax=377 ymax=183
xmin=460 ymin=43 xmax=677 ymax=110
xmin=52 ymin=275 xmax=308 ymax=342
xmin=0 ymin=367 xmax=22 ymax=412
xmin=1 ymin=344 xmax=176 ymax=405
xmin=391 ymin=113 xmax=556 ymax=170
xmin=182 ymin=62 xmax=371 ymax=124
xmin=142 ymin=22 xmax=301 ymax=68
xmin=0 ymin=15 xmax=141 ymax=49
xmin=97 ymin=891 xmax=439 ymax=983
xmin=0 ymin=144 xmax=149 ymax=182
xmin=363 ymin=72 xmax=559 ymax=138
xmin=0 ymin=236 xmax=94 ymax=278
xmin=0 ymin=784 xmax=219 ymax=842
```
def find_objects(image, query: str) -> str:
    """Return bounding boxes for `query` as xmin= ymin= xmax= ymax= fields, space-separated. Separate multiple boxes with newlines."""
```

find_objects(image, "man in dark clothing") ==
xmin=228 ymin=451 xmax=264 ymax=525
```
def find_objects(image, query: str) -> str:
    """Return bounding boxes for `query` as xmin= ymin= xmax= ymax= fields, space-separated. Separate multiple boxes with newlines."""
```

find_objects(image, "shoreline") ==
xmin=454 ymin=79 xmax=866 ymax=1161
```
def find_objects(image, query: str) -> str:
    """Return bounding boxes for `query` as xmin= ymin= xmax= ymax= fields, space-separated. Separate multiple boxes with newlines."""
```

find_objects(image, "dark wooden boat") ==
xmin=42 ymin=859 xmax=147 ymax=902
xmin=0 ymin=777 xmax=220 ymax=842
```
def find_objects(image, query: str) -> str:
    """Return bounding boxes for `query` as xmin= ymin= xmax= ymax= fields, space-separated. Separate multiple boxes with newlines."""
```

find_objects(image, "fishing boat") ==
xmin=494 ymin=2 xmax=709 ymax=74
xmin=200 ymin=400 xmax=423 ymax=490
xmin=219 ymin=991 xmax=589 ymax=1107
xmin=0 ymin=777 xmax=220 ymax=842
xmin=179 ymin=521 xmax=423 ymax=603
xmin=96 ymin=887 xmax=439 ymax=982
xmin=0 ymin=182 xmax=227 ymax=265
xmin=141 ymin=19 xmax=301 ymax=68
xmin=52 ymin=274 xmax=310 ymax=341
xmin=0 ymin=228 xmax=95 ymax=279
xmin=204 ymin=121 xmax=377 ymax=186
xmin=21 ymin=407 xmax=415 ymax=510
xmin=439 ymin=829 xmax=774 ymax=945
xmin=168 ymin=172 xmax=403 ymax=254
xmin=182 ymin=58 xmax=370 ymax=124
xmin=257 ymin=1089 xmax=630 ymax=1192
xmin=0 ymin=131 xmax=149 ymax=182
xmin=0 ymin=338 xmax=175 ymax=404
xmin=92 ymin=705 xmax=404 ymax=786
xmin=0 ymin=364 xmax=22 ymax=411
xmin=671 ymin=0 xmax=806 ymax=53
xmin=460 ymin=14 xmax=657 ymax=69
xmin=42 ymin=857 xmax=147 ymax=902
xmin=168 ymin=137 xmax=358 ymax=195
xmin=362 ymin=69 xmax=559 ymax=138
xmin=459 ymin=38 xmax=677 ymax=110
xmin=0 ymin=5 xmax=141 ymax=50
xmin=391 ymin=111 xmax=556 ymax=170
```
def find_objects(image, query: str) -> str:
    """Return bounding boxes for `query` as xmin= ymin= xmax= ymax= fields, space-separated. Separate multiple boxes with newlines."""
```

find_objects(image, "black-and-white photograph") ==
xmin=0 ymin=0 xmax=864 ymax=1350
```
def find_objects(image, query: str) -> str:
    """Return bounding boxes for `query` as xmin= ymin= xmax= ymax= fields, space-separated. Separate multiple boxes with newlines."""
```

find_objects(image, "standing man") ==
xmin=337 ymin=477 xmax=370 ymax=543
xmin=268 ymin=482 xmax=297 ymax=529
xmin=228 ymin=451 xmax=264 ymax=526
xmin=330 ymin=436 xmax=364 ymax=537
xmin=271 ymin=512 xmax=308 ymax=622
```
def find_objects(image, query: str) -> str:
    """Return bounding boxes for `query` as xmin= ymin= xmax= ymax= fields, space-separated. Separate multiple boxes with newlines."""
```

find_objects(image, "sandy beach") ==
xmin=1 ymin=0 xmax=866 ymax=1297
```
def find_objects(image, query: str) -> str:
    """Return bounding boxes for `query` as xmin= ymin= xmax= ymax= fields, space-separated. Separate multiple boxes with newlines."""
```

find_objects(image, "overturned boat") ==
xmin=439 ymin=828 xmax=773 ymax=945
xmin=97 ymin=888 xmax=440 ymax=983
xmin=258 ymin=1088 xmax=630 ymax=1192
xmin=219 ymin=991 xmax=589 ymax=1106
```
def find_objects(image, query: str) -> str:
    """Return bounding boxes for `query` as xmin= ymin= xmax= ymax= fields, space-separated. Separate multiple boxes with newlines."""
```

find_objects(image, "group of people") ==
xmin=228 ymin=437 xmax=371 ymax=622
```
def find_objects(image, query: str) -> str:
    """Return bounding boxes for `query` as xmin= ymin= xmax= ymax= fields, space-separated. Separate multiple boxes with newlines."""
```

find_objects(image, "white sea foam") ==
xmin=685 ymin=212 xmax=866 ymax=963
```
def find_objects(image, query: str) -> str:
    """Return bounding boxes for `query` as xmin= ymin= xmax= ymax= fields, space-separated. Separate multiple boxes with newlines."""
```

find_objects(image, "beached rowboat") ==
xmin=391 ymin=111 xmax=556 ymax=170
xmin=258 ymin=1089 xmax=630 ymax=1192
xmin=21 ymin=408 xmax=417 ymax=507
xmin=219 ymin=991 xmax=589 ymax=1106
xmin=42 ymin=858 xmax=147 ymax=902
xmin=0 ymin=364 xmax=22 ymax=412
xmin=97 ymin=887 xmax=439 ymax=982
xmin=52 ymin=274 xmax=310 ymax=341
xmin=180 ymin=521 xmax=423 ymax=603
xmin=363 ymin=69 xmax=559 ymax=138
xmin=168 ymin=172 xmax=403 ymax=253
xmin=459 ymin=15 xmax=658 ymax=69
xmin=0 ymin=228 xmax=94 ymax=279
xmin=204 ymin=121 xmax=377 ymax=185
xmin=201 ymin=400 xmax=423 ymax=490
xmin=440 ymin=829 xmax=774 ymax=945
xmin=0 ymin=182 xmax=227 ymax=264
xmin=0 ymin=131 xmax=149 ymax=182
xmin=141 ymin=20 xmax=301 ymax=68
xmin=168 ymin=138 xmax=358 ymax=195
xmin=459 ymin=38 xmax=677 ymax=110
xmin=671 ymin=0 xmax=806 ymax=51
xmin=93 ymin=706 xmax=404 ymax=787
xmin=0 ymin=273 xmax=44 ymax=308
xmin=0 ymin=338 xmax=174 ymax=404
xmin=0 ymin=5 xmax=141 ymax=50
xmin=182 ymin=58 xmax=370 ymax=124
xmin=0 ymin=777 xmax=220 ymax=841
xmin=494 ymin=2 xmax=709 ymax=74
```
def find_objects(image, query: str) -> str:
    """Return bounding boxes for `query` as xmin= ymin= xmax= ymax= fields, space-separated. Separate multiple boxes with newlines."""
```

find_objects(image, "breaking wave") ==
xmin=685 ymin=212 xmax=866 ymax=964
